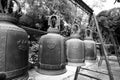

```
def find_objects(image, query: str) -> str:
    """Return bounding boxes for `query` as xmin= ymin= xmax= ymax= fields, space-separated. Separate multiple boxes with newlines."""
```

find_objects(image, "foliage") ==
xmin=18 ymin=0 xmax=76 ymax=28
xmin=96 ymin=8 xmax=120 ymax=44
xmin=29 ymin=41 xmax=39 ymax=65
xmin=108 ymin=8 xmax=120 ymax=30
xmin=97 ymin=8 xmax=120 ymax=31
xmin=97 ymin=10 xmax=109 ymax=29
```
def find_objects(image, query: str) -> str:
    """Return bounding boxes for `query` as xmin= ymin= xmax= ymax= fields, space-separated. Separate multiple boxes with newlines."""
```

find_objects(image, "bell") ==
xmin=0 ymin=14 xmax=29 ymax=79
xmin=66 ymin=24 xmax=85 ymax=66
xmin=37 ymin=15 xmax=67 ymax=75
xmin=0 ymin=1 xmax=29 ymax=79
xmin=84 ymin=28 xmax=97 ymax=62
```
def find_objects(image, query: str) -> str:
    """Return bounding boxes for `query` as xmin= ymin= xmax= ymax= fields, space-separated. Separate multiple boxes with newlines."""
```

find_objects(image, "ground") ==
xmin=28 ymin=55 xmax=120 ymax=80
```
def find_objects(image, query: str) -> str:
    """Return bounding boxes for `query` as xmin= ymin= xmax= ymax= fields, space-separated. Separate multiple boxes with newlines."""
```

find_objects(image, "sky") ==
xmin=83 ymin=0 xmax=120 ymax=15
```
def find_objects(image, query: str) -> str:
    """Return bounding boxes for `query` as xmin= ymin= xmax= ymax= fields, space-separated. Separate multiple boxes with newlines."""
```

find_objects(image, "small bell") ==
xmin=70 ymin=24 xmax=81 ymax=38
xmin=84 ymin=28 xmax=97 ymax=63
xmin=47 ymin=15 xmax=60 ymax=33
xmin=37 ymin=15 xmax=67 ymax=75
xmin=66 ymin=24 xmax=85 ymax=66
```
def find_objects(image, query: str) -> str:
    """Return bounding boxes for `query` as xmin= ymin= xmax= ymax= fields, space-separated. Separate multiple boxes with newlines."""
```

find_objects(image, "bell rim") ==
xmin=36 ymin=68 xmax=67 ymax=75
xmin=67 ymin=62 xmax=85 ymax=67
xmin=0 ymin=13 xmax=18 ymax=24
xmin=11 ymin=72 xmax=29 ymax=80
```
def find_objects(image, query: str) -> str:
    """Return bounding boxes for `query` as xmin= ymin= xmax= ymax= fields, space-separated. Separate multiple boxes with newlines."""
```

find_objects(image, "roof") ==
xmin=74 ymin=0 xmax=93 ymax=14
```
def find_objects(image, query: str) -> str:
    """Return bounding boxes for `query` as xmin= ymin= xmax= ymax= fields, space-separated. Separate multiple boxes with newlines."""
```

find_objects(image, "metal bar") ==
xmin=81 ymin=67 xmax=108 ymax=75
xmin=74 ymin=67 xmax=81 ymax=80
xmin=0 ymin=0 xmax=4 ymax=13
xmin=98 ymin=43 xmax=104 ymax=67
xmin=78 ymin=73 xmax=102 ymax=80
xmin=114 ymin=0 xmax=117 ymax=4
xmin=21 ymin=26 xmax=47 ymax=35
xmin=93 ymin=13 xmax=114 ymax=80
xmin=7 ymin=0 xmax=11 ymax=13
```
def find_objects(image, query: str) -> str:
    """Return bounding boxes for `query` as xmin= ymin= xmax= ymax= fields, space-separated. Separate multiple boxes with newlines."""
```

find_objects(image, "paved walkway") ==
xmin=28 ymin=55 xmax=120 ymax=80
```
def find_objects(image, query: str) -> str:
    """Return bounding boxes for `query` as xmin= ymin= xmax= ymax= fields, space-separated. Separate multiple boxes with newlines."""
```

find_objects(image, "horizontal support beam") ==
xmin=78 ymin=73 xmax=102 ymax=80
xmin=81 ymin=67 xmax=108 ymax=75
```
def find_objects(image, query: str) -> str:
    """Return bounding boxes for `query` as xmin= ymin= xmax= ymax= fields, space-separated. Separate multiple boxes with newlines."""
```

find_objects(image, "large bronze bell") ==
xmin=37 ymin=15 xmax=67 ymax=75
xmin=66 ymin=24 xmax=85 ymax=66
xmin=0 ymin=0 xmax=29 ymax=80
xmin=84 ymin=28 xmax=97 ymax=61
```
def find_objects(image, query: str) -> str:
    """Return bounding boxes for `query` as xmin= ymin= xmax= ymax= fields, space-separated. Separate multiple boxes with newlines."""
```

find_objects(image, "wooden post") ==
xmin=74 ymin=67 xmax=81 ymax=80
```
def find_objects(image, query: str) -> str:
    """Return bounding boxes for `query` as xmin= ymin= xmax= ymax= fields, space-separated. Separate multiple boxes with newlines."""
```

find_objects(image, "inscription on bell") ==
xmin=47 ymin=40 xmax=56 ymax=49
xmin=85 ymin=43 xmax=92 ymax=49
xmin=17 ymin=40 xmax=28 ymax=51
xmin=73 ymin=45 xmax=79 ymax=49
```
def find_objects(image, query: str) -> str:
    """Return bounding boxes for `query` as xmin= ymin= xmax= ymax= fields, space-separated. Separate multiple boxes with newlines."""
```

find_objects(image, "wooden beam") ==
xmin=74 ymin=0 xmax=93 ymax=14
xmin=93 ymin=14 xmax=114 ymax=80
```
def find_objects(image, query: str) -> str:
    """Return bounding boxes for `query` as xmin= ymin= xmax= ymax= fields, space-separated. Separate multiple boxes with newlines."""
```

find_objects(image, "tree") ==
xmin=108 ymin=8 xmax=120 ymax=45
xmin=108 ymin=8 xmax=120 ymax=30
xmin=96 ymin=8 xmax=120 ymax=45
xmin=96 ymin=10 xmax=111 ymax=44
xmin=18 ymin=0 xmax=76 ymax=28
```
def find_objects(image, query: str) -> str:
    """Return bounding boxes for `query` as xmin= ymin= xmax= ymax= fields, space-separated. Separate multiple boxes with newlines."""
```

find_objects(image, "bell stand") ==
xmin=111 ymin=31 xmax=120 ymax=65
xmin=74 ymin=14 xmax=115 ymax=80
xmin=107 ymin=29 xmax=120 ymax=66
xmin=98 ymin=29 xmax=120 ymax=66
